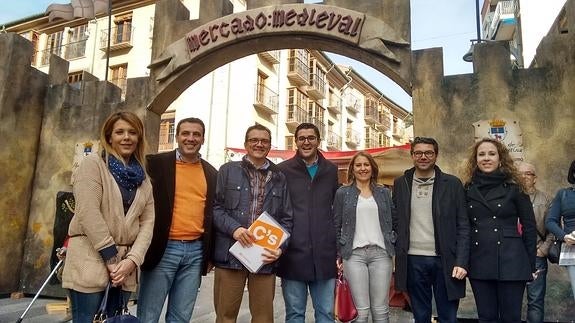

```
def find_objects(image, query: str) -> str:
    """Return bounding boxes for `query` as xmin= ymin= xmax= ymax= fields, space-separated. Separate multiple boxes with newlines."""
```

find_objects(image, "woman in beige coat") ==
xmin=62 ymin=111 xmax=154 ymax=323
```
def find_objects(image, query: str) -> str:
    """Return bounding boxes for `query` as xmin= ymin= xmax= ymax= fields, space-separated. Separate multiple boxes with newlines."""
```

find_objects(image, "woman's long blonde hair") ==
xmin=462 ymin=138 xmax=525 ymax=191
xmin=99 ymin=111 xmax=147 ymax=168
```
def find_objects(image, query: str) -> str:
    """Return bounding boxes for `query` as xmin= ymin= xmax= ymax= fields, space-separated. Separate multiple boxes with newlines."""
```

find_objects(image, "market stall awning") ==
xmin=225 ymin=144 xmax=412 ymax=185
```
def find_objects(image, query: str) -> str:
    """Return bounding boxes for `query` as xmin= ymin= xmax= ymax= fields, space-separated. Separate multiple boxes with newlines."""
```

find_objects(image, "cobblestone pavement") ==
xmin=0 ymin=272 xmax=417 ymax=323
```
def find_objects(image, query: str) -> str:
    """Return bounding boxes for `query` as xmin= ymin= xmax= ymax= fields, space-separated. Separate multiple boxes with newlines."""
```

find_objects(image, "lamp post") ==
xmin=104 ymin=0 xmax=112 ymax=81
xmin=463 ymin=0 xmax=482 ymax=62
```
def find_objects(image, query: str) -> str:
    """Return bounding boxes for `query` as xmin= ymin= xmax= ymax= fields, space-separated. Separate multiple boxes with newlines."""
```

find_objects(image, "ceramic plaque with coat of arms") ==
xmin=473 ymin=119 xmax=524 ymax=161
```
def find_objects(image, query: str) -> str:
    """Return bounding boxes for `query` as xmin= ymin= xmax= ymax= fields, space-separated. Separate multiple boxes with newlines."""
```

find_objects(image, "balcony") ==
xmin=377 ymin=110 xmax=392 ymax=131
xmin=39 ymin=48 xmax=61 ymax=66
xmin=326 ymin=130 xmax=342 ymax=150
xmin=365 ymin=127 xmax=379 ymax=148
xmin=307 ymin=73 xmax=325 ymax=100
xmin=258 ymin=50 xmax=280 ymax=65
xmin=393 ymin=127 xmax=405 ymax=139
xmin=345 ymin=128 xmax=360 ymax=147
xmin=482 ymin=11 xmax=494 ymax=39
xmin=286 ymin=105 xmax=308 ymax=130
xmin=364 ymin=105 xmax=380 ymax=125
xmin=327 ymin=95 xmax=342 ymax=114
xmin=100 ymin=24 xmax=133 ymax=51
xmin=287 ymin=56 xmax=309 ymax=86
xmin=344 ymin=93 xmax=360 ymax=114
xmin=487 ymin=0 xmax=516 ymax=41
xmin=38 ymin=39 xmax=87 ymax=66
xmin=68 ymin=40 xmax=88 ymax=59
xmin=253 ymin=83 xmax=279 ymax=115
xmin=309 ymin=117 xmax=325 ymax=139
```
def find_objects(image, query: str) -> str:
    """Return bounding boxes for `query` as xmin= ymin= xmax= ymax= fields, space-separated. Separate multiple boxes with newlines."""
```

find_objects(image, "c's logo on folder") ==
xmin=250 ymin=219 xmax=284 ymax=249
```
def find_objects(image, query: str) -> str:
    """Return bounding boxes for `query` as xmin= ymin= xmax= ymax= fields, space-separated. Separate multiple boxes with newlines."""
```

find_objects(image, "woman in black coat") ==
xmin=462 ymin=138 xmax=537 ymax=323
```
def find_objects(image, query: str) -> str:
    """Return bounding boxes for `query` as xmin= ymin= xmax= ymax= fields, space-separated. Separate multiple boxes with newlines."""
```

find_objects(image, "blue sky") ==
xmin=1 ymin=0 xmax=479 ymax=111
xmin=0 ymin=0 xmax=69 ymax=24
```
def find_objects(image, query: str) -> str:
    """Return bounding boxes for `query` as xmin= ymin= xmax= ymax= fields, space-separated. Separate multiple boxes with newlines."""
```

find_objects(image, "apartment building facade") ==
xmin=5 ymin=0 xmax=411 ymax=169
xmin=481 ymin=0 xmax=567 ymax=68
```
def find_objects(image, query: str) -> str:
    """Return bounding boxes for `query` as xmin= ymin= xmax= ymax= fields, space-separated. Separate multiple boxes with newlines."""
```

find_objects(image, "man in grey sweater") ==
xmin=392 ymin=137 xmax=470 ymax=323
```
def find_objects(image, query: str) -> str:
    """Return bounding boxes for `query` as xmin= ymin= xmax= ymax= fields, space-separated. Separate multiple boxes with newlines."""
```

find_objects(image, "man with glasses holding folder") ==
xmin=212 ymin=124 xmax=293 ymax=323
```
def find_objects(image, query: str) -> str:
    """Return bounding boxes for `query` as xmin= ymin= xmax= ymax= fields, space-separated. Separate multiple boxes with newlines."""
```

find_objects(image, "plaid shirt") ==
xmin=242 ymin=156 xmax=272 ymax=224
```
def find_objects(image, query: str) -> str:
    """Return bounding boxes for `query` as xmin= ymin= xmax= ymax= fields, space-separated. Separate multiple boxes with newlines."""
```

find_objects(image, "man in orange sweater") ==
xmin=138 ymin=117 xmax=217 ymax=323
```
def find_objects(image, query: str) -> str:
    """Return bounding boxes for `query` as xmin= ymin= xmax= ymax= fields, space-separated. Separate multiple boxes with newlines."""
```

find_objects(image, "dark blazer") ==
xmin=140 ymin=150 xmax=217 ymax=275
xmin=276 ymin=152 xmax=339 ymax=281
xmin=392 ymin=166 xmax=470 ymax=301
xmin=466 ymin=182 xmax=537 ymax=280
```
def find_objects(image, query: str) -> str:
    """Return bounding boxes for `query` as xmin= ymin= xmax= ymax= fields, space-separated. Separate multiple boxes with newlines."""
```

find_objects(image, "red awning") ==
xmin=225 ymin=144 xmax=412 ymax=185
xmin=225 ymin=144 xmax=411 ymax=161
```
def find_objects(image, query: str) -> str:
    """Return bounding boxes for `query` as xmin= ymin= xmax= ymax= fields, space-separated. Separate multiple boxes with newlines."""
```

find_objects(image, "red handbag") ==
xmin=334 ymin=271 xmax=358 ymax=323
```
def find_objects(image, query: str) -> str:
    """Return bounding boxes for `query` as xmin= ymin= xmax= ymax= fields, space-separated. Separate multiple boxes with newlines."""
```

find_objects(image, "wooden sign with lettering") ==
xmin=150 ymin=4 xmax=409 ymax=82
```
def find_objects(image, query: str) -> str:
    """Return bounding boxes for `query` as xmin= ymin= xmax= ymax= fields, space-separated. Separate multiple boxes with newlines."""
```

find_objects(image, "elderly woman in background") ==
xmin=462 ymin=138 xmax=536 ymax=323
xmin=545 ymin=160 xmax=575 ymax=300
xmin=334 ymin=151 xmax=395 ymax=323
xmin=62 ymin=111 xmax=155 ymax=323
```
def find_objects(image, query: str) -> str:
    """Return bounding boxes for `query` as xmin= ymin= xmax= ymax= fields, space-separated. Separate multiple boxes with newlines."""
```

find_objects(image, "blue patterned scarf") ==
xmin=107 ymin=154 xmax=145 ymax=191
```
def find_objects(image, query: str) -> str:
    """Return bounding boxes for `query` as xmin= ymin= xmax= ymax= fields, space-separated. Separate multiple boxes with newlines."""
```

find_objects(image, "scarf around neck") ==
xmin=472 ymin=168 xmax=507 ymax=195
xmin=107 ymin=154 xmax=145 ymax=191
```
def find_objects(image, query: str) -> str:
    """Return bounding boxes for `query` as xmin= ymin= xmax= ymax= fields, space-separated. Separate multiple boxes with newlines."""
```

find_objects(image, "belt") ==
xmin=169 ymin=238 xmax=201 ymax=243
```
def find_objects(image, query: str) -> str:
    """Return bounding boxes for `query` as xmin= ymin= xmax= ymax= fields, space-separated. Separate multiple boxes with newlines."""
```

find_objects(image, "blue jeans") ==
xmin=138 ymin=240 xmax=203 ymax=323
xmin=343 ymin=245 xmax=393 ymax=323
xmin=407 ymin=255 xmax=459 ymax=323
xmin=526 ymin=256 xmax=548 ymax=323
xmin=69 ymin=287 xmax=130 ymax=323
xmin=281 ymin=278 xmax=335 ymax=323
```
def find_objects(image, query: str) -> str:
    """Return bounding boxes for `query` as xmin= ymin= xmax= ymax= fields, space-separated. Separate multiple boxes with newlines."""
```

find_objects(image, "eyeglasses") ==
xmin=247 ymin=138 xmax=271 ymax=145
xmin=412 ymin=151 xmax=436 ymax=158
xmin=296 ymin=135 xmax=317 ymax=143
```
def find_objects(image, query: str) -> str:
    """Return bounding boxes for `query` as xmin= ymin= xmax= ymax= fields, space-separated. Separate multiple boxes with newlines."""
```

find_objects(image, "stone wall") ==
xmin=411 ymin=26 xmax=575 ymax=323
xmin=0 ymin=32 xmax=157 ymax=295
xmin=0 ymin=34 xmax=47 ymax=293
xmin=412 ymin=40 xmax=574 ymax=204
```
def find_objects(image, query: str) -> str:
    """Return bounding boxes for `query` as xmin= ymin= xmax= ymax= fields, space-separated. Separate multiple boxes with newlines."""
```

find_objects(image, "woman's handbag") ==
xmin=93 ymin=282 xmax=139 ymax=323
xmin=334 ymin=271 xmax=358 ymax=323
xmin=548 ymin=239 xmax=562 ymax=264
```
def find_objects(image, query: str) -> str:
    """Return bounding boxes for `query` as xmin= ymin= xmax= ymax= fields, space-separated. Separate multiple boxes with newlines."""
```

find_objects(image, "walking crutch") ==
xmin=16 ymin=257 xmax=64 ymax=323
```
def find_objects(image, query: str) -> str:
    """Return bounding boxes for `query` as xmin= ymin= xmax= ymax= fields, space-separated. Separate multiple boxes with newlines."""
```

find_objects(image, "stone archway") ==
xmin=145 ymin=0 xmax=411 ymax=118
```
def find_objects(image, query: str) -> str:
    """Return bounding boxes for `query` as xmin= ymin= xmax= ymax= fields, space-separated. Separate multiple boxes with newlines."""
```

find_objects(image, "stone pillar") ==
xmin=0 ymin=33 xmax=47 ymax=293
